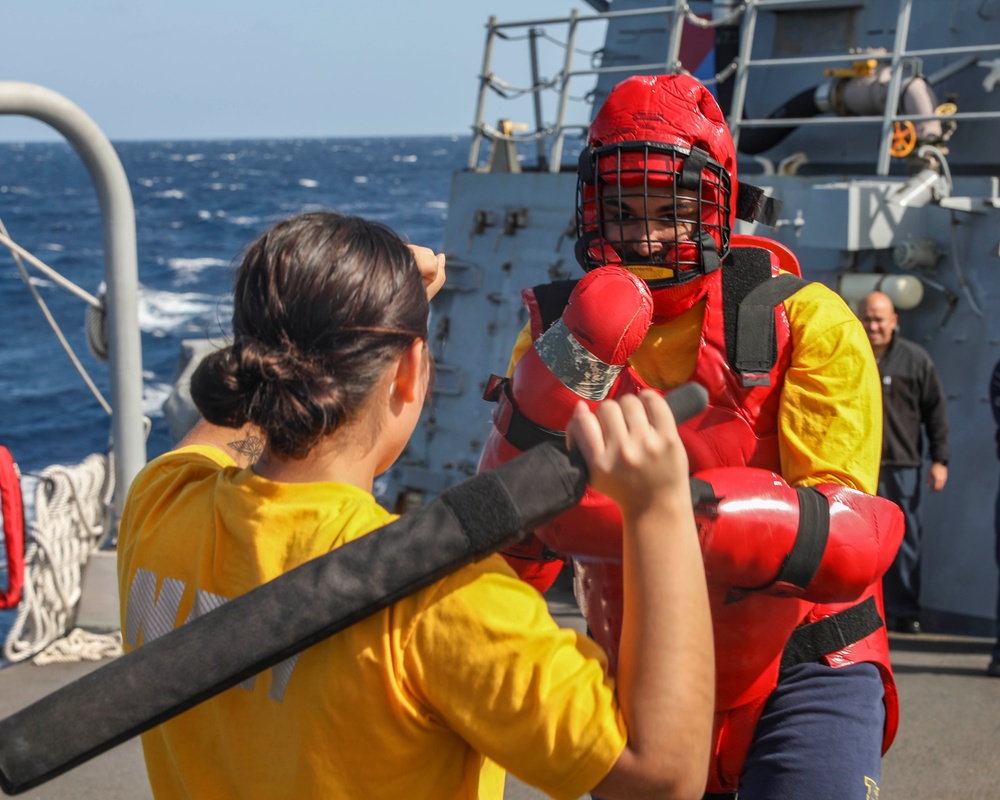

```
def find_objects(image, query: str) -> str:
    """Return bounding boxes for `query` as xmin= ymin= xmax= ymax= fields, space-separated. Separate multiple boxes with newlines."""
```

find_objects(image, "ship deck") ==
xmin=0 ymin=584 xmax=996 ymax=799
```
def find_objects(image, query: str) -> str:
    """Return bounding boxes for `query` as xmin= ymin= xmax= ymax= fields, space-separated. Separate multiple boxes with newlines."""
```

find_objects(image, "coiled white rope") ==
xmin=32 ymin=627 xmax=122 ymax=665
xmin=2 ymin=453 xmax=121 ymax=664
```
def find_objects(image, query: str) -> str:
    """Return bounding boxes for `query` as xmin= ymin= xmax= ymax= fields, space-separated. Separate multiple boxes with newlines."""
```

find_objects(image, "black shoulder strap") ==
xmin=722 ymin=247 xmax=810 ymax=387
xmin=531 ymin=279 xmax=579 ymax=332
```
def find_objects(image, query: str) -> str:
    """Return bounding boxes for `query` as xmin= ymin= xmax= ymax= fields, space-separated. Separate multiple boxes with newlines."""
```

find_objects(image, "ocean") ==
xmin=1 ymin=135 xmax=468 ymax=475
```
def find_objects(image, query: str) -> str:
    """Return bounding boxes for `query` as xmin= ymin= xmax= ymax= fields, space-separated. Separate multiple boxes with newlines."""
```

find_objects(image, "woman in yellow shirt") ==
xmin=117 ymin=210 xmax=713 ymax=800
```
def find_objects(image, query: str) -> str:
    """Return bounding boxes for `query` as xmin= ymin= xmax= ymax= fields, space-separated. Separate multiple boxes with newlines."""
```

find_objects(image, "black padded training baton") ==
xmin=0 ymin=382 xmax=707 ymax=795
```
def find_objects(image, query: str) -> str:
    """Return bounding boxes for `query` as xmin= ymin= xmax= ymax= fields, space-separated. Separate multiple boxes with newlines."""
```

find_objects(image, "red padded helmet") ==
xmin=576 ymin=74 xmax=737 ymax=291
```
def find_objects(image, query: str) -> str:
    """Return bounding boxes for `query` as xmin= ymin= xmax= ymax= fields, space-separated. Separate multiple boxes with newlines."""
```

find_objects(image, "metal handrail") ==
xmin=470 ymin=0 xmax=1000 ymax=177
xmin=0 ymin=82 xmax=146 ymax=520
xmin=468 ymin=3 xmax=692 ymax=173
xmin=730 ymin=0 xmax=1000 ymax=175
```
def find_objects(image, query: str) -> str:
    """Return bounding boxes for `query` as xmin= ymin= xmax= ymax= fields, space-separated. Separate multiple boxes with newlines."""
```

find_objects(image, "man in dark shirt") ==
xmin=989 ymin=359 xmax=1000 ymax=676
xmin=858 ymin=291 xmax=949 ymax=634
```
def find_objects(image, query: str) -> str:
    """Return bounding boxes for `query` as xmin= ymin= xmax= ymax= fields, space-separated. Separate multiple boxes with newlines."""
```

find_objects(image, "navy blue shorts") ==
xmin=735 ymin=661 xmax=885 ymax=800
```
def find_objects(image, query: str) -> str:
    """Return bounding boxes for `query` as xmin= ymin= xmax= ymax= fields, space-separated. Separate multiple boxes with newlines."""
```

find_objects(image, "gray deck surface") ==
xmin=0 ymin=588 xmax=997 ymax=799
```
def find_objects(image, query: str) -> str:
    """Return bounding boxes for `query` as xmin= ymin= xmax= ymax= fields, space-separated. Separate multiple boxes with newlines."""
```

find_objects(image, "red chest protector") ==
xmin=517 ymin=247 xmax=802 ymax=563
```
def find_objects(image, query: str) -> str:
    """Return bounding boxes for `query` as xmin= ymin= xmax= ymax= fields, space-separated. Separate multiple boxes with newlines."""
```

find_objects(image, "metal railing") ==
xmin=0 ymin=82 xmax=146 ymax=517
xmin=730 ymin=0 xmax=1000 ymax=175
xmin=468 ymin=0 xmax=1000 ymax=177
xmin=468 ymin=3 xmax=693 ymax=173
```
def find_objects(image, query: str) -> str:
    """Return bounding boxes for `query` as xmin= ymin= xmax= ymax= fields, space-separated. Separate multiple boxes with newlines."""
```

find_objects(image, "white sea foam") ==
xmin=143 ymin=381 xmax=174 ymax=418
xmin=425 ymin=201 xmax=448 ymax=209
xmin=392 ymin=155 xmax=418 ymax=163
xmin=167 ymin=257 xmax=229 ymax=284
xmin=156 ymin=189 xmax=186 ymax=200
xmin=353 ymin=175 xmax=369 ymax=184
xmin=138 ymin=286 xmax=227 ymax=337
xmin=298 ymin=179 xmax=319 ymax=188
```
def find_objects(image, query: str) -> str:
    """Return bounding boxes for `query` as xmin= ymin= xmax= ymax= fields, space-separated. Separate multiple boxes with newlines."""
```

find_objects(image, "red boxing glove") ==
xmin=478 ymin=266 xmax=653 ymax=591
xmin=506 ymin=265 xmax=652 ymax=430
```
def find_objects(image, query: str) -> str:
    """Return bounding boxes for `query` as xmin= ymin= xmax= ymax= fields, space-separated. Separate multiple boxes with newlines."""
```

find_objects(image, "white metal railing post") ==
xmin=877 ymin=0 xmax=915 ymax=175
xmin=528 ymin=28 xmax=549 ymax=170
xmin=0 ymin=82 xmax=146 ymax=520
xmin=468 ymin=16 xmax=500 ymax=170
xmin=728 ymin=0 xmax=761 ymax=149
xmin=665 ymin=1 xmax=689 ymax=73
xmin=549 ymin=7 xmax=582 ymax=172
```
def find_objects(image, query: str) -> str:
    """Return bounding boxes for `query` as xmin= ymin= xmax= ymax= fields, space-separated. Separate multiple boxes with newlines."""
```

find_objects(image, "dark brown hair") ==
xmin=191 ymin=211 xmax=427 ymax=459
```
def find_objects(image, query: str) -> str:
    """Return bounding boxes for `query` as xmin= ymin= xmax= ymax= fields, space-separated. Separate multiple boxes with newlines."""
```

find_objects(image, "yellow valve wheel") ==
xmin=890 ymin=120 xmax=918 ymax=158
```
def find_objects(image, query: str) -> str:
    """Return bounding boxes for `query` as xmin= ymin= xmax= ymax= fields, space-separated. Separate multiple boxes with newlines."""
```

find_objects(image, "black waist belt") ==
xmin=780 ymin=596 xmax=884 ymax=671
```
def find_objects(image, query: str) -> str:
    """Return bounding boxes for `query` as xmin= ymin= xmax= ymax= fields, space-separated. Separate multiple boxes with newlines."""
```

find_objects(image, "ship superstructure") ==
xmin=379 ymin=0 xmax=1000 ymax=636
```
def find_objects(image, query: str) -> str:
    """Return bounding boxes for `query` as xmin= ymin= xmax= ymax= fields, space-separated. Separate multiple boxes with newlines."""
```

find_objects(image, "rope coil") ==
xmin=2 ymin=453 xmax=118 ymax=664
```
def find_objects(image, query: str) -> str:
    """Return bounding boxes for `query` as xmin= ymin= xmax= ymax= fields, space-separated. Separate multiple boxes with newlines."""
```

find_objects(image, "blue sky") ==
xmin=1 ymin=1 xmax=605 ymax=142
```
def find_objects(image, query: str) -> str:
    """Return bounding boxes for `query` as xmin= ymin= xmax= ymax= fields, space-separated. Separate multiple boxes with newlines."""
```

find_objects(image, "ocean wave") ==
xmin=138 ymin=286 xmax=229 ymax=337
xmin=143 ymin=380 xmax=174 ymax=418
xmin=227 ymin=216 xmax=260 ymax=227
xmin=1 ymin=135 xmax=468 ymax=470
xmin=167 ymin=257 xmax=230 ymax=285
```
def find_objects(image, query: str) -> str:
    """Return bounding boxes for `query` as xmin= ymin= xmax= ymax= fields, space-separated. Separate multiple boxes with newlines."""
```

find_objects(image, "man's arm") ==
xmin=574 ymin=393 xmax=714 ymax=800
xmin=921 ymin=357 xmax=949 ymax=492
xmin=990 ymin=360 xmax=1000 ymax=458
xmin=694 ymin=284 xmax=901 ymax=604
xmin=778 ymin=284 xmax=882 ymax=492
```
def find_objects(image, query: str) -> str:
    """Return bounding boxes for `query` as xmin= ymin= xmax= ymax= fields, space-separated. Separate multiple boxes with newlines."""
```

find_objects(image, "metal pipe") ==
xmin=0 ymin=81 xmax=145 ymax=522
xmin=528 ymin=28 xmax=548 ymax=170
xmin=728 ymin=0 xmax=762 ymax=150
xmin=468 ymin=17 xmax=499 ymax=170
xmin=734 ymin=109 xmax=1000 ymax=126
xmin=490 ymin=5 xmax=681 ymax=30
xmin=549 ymin=8 xmax=581 ymax=172
xmin=877 ymin=0 xmax=915 ymax=175
xmin=665 ymin=1 xmax=688 ymax=73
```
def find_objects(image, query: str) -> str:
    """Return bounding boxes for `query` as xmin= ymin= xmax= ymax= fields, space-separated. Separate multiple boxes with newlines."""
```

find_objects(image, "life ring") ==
xmin=0 ymin=446 xmax=25 ymax=609
xmin=890 ymin=120 xmax=918 ymax=158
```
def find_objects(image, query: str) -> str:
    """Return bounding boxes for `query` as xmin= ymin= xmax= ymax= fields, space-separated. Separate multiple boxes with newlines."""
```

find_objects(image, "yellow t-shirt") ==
xmin=509 ymin=279 xmax=880 ymax=493
xmin=117 ymin=446 xmax=626 ymax=800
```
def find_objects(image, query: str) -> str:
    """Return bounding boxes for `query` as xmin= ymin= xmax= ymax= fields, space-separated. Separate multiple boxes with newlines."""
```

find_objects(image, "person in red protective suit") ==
xmin=486 ymin=74 xmax=905 ymax=799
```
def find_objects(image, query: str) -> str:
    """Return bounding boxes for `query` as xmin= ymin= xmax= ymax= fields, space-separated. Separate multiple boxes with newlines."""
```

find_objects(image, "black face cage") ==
xmin=575 ymin=142 xmax=732 ymax=288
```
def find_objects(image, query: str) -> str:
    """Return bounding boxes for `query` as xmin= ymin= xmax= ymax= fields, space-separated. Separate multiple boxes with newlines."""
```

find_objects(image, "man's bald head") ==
xmin=858 ymin=291 xmax=898 ymax=357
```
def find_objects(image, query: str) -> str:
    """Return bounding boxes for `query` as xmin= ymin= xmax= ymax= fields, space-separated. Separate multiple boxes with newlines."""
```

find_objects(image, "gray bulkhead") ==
xmin=380 ymin=0 xmax=1000 ymax=635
